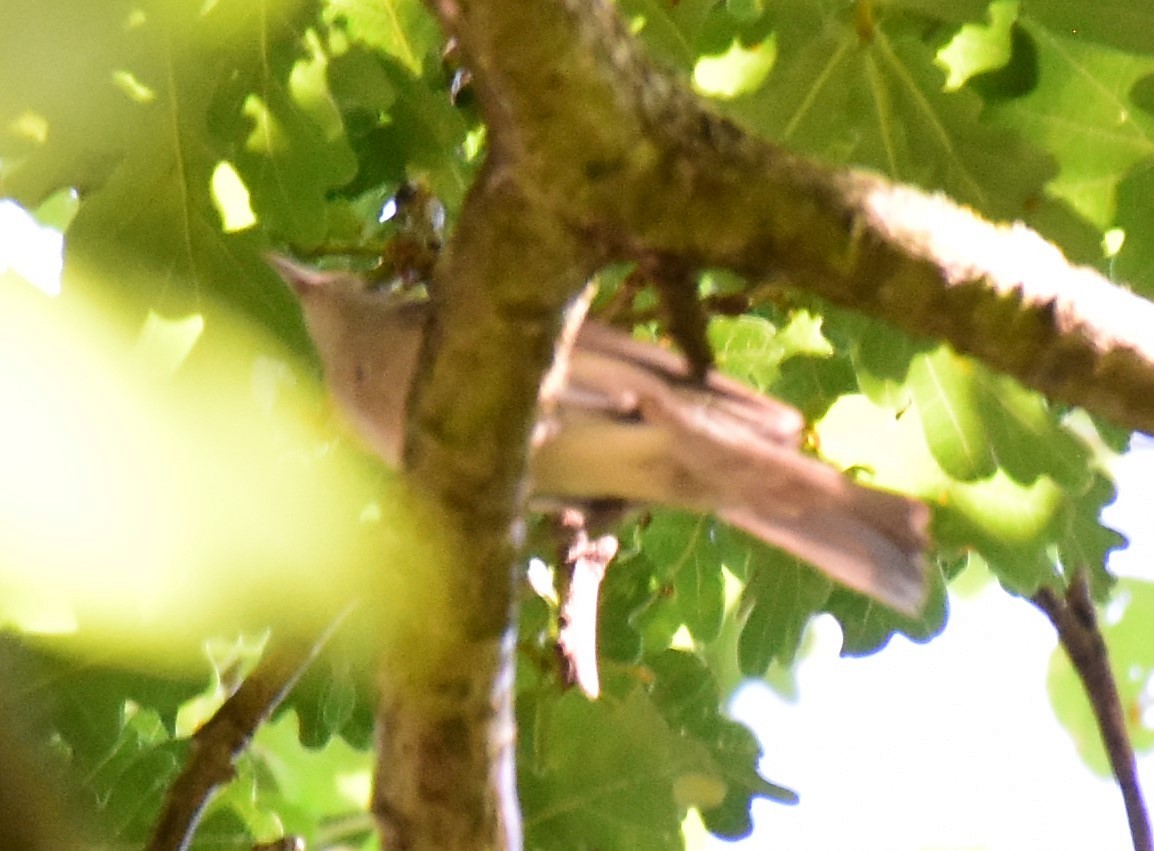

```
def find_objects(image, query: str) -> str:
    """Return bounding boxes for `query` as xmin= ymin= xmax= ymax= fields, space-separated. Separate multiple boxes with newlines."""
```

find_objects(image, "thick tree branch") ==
xmin=1032 ymin=574 xmax=1152 ymax=851
xmin=371 ymin=164 xmax=595 ymax=849
xmin=433 ymin=0 xmax=1154 ymax=434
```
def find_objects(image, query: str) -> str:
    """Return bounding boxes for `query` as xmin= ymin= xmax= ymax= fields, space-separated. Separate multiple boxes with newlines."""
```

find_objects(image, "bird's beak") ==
xmin=265 ymin=252 xmax=330 ymax=296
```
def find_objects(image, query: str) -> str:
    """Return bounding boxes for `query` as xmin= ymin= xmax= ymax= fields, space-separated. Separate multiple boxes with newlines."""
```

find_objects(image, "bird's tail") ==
xmin=715 ymin=449 xmax=930 ymax=615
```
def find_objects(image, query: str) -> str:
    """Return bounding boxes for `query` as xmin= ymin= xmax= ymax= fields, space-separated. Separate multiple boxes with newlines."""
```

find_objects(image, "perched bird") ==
xmin=269 ymin=255 xmax=931 ymax=615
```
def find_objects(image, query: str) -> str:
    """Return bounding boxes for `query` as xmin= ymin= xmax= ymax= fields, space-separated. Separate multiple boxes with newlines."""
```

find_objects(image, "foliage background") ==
xmin=1 ymin=0 xmax=1152 ymax=847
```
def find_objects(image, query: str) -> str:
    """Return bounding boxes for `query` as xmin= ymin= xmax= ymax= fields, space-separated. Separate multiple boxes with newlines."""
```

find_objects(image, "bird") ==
xmin=269 ymin=255 xmax=931 ymax=615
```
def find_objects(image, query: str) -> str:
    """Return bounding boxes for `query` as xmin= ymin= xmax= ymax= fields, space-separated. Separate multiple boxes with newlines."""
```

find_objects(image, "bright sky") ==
xmin=711 ymin=437 xmax=1154 ymax=851
xmin=2 ymin=200 xmax=1150 ymax=850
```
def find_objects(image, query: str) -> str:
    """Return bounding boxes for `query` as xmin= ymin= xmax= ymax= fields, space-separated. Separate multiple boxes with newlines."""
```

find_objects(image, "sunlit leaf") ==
xmin=728 ymin=1 xmax=1054 ymax=217
xmin=986 ymin=19 xmax=1154 ymax=228
xmin=909 ymin=347 xmax=997 ymax=481
xmin=325 ymin=0 xmax=440 ymax=76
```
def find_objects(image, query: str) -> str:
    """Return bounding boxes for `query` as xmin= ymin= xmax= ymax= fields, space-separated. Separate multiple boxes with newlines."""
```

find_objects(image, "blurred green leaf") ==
xmin=326 ymin=0 xmax=441 ymax=76
xmin=851 ymin=318 xmax=922 ymax=409
xmin=618 ymin=0 xmax=723 ymax=70
xmin=641 ymin=514 xmax=727 ymax=644
xmin=0 ymin=0 xmax=332 ymax=327
xmin=243 ymin=711 xmax=374 ymax=841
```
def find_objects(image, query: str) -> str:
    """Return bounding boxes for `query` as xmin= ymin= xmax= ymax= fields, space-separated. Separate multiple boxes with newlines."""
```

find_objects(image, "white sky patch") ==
xmin=0 ymin=200 xmax=64 ymax=296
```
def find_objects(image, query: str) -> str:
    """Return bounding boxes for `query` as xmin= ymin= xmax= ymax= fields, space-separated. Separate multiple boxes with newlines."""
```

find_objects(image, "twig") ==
xmin=554 ymin=508 xmax=618 ymax=699
xmin=643 ymin=258 xmax=714 ymax=381
xmin=1031 ymin=572 xmax=1152 ymax=851
xmin=146 ymin=626 xmax=340 ymax=851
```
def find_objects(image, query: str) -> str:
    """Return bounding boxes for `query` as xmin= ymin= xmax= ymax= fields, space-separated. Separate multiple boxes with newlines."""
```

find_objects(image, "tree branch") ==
xmin=434 ymin=0 xmax=1154 ymax=434
xmin=146 ymin=634 xmax=331 ymax=851
xmin=554 ymin=508 xmax=618 ymax=700
xmin=370 ymin=163 xmax=595 ymax=848
xmin=1032 ymin=574 xmax=1152 ymax=851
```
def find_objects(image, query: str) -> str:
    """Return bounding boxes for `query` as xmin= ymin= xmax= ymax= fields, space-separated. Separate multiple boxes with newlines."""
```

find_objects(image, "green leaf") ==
xmin=882 ymin=0 xmax=991 ymax=25
xmin=851 ymin=317 xmax=923 ymax=408
xmin=6 ymin=638 xmax=203 ymax=765
xmin=337 ymin=63 xmax=473 ymax=206
xmin=241 ymin=711 xmax=373 ymax=842
xmin=87 ymin=709 xmax=184 ymax=841
xmin=519 ymin=687 xmax=718 ymax=850
xmin=817 ymin=388 xmax=943 ymax=500
xmin=618 ymin=0 xmax=724 ymax=70
xmin=1109 ymin=156 xmax=1154 ymax=301
xmin=1023 ymin=0 xmax=1154 ymax=55
xmin=772 ymin=352 xmax=858 ymax=421
xmin=0 ymin=0 xmax=349 ymax=327
xmin=644 ymin=650 xmax=797 ymax=835
xmin=596 ymin=539 xmax=651 ymax=665
xmin=326 ymin=0 xmax=441 ymax=76
xmin=731 ymin=1 xmax=1053 ymax=217
xmin=817 ymin=387 xmax=1076 ymax=601
xmin=229 ymin=39 xmax=359 ymax=247
xmin=934 ymin=470 xmax=1065 ymax=594
xmin=977 ymin=370 xmax=1093 ymax=489
xmin=985 ymin=19 xmax=1154 ymax=228
xmin=1057 ymin=472 xmax=1127 ymax=600
xmin=521 ymin=651 xmax=793 ymax=847
xmin=284 ymin=649 xmax=375 ymax=749
xmin=909 ymin=346 xmax=997 ymax=481
xmin=699 ymin=720 xmax=798 ymax=837
xmin=829 ymin=566 xmax=949 ymax=657
xmin=641 ymin=513 xmax=727 ymax=644
xmin=710 ymin=313 xmax=793 ymax=389
xmin=738 ymin=548 xmax=830 ymax=673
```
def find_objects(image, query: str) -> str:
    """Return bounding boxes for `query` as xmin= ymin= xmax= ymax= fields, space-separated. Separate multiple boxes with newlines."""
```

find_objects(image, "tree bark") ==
xmin=369 ymin=1 xmax=1154 ymax=848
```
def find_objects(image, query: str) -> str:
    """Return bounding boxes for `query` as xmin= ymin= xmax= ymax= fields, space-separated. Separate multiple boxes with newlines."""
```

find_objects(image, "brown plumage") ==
xmin=270 ymin=255 xmax=930 ymax=615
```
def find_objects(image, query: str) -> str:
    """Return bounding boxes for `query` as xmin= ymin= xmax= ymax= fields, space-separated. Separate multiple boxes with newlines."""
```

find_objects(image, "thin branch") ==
xmin=643 ymin=258 xmax=714 ymax=381
xmin=146 ymin=630 xmax=337 ymax=851
xmin=1032 ymin=573 xmax=1152 ymax=851
xmin=553 ymin=508 xmax=618 ymax=699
